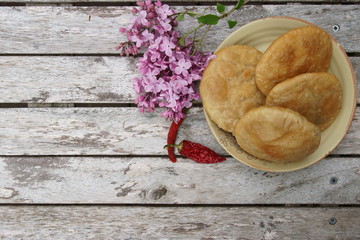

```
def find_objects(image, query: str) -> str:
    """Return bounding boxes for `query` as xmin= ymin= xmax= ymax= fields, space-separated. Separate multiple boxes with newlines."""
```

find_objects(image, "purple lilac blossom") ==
xmin=117 ymin=0 xmax=214 ymax=123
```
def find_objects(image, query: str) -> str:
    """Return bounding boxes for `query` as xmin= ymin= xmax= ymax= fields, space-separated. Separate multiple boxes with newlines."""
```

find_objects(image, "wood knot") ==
xmin=139 ymin=185 xmax=168 ymax=200
xmin=150 ymin=185 xmax=167 ymax=200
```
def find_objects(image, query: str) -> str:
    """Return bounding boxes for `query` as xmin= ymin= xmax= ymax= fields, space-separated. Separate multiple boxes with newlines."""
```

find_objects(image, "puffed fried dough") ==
xmin=234 ymin=106 xmax=321 ymax=162
xmin=255 ymin=25 xmax=332 ymax=95
xmin=266 ymin=72 xmax=343 ymax=130
xmin=200 ymin=45 xmax=265 ymax=133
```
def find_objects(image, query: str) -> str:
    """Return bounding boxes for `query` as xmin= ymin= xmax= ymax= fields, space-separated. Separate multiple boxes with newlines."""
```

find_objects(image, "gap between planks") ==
xmin=0 ymin=203 xmax=359 ymax=207
xmin=0 ymin=102 xmax=203 ymax=108
xmin=0 ymin=154 xmax=358 ymax=158
xmin=0 ymin=2 xmax=356 ymax=7
xmin=0 ymin=102 xmax=356 ymax=108
xmin=0 ymin=52 xmax=359 ymax=56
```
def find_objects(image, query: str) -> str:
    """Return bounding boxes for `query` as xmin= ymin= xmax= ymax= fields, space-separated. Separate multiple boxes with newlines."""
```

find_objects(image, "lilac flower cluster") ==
xmin=117 ymin=0 xmax=214 ymax=122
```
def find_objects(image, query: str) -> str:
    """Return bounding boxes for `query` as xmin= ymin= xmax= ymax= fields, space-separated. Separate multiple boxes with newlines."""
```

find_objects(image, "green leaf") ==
xmin=197 ymin=14 xmax=220 ymax=25
xmin=227 ymin=20 xmax=237 ymax=29
xmin=234 ymin=0 xmax=245 ymax=10
xmin=176 ymin=13 xmax=185 ymax=21
xmin=216 ymin=3 xmax=226 ymax=13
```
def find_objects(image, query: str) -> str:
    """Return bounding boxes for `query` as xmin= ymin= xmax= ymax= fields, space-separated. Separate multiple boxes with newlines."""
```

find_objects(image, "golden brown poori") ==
xmin=266 ymin=72 xmax=343 ymax=130
xmin=233 ymin=106 xmax=321 ymax=162
xmin=200 ymin=45 xmax=265 ymax=133
xmin=255 ymin=25 xmax=332 ymax=96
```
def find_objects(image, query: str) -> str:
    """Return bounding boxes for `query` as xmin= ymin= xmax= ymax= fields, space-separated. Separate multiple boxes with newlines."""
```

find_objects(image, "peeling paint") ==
xmin=264 ymin=231 xmax=277 ymax=240
xmin=64 ymin=6 xmax=131 ymax=18
xmin=123 ymin=163 xmax=152 ymax=177
xmin=116 ymin=187 xmax=132 ymax=197
xmin=173 ymin=222 xmax=211 ymax=233
xmin=0 ymin=187 xmax=18 ymax=199
xmin=96 ymin=92 xmax=124 ymax=101
xmin=115 ymin=182 xmax=136 ymax=197
xmin=166 ymin=167 xmax=179 ymax=176
xmin=56 ymin=133 xmax=117 ymax=149
xmin=4 ymin=157 xmax=68 ymax=186
xmin=21 ymin=90 xmax=50 ymax=103
xmin=75 ymin=86 xmax=96 ymax=95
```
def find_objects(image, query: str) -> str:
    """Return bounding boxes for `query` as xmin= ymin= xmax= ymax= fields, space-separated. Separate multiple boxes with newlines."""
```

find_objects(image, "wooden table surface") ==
xmin=0 ymin=0 xmax=359 ymax=239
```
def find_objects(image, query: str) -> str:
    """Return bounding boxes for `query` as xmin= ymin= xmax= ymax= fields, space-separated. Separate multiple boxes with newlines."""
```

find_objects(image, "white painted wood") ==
xmin=0 ymin=56 xmax=359 ymax=103
xmin=0 ymin=107 xmax=358 ymax=155
xmin=0 ymin=1 xmax=358 ymax=238
xmin=0 ymin=107 xmax=214 ymax=155
xmin=6 ymin=0 xmax=356 ymax=3
xmin=0 ymin=5 xmax=358 ymax=54
xmin=0 ymin=156 xmax=359 ymax=204
xmin=0 ymin=206 xmax=359 ymax=239
xmin=0 ymin=56 xmax=138 ymax=103
xmin=0 ymin=6 xmax=130 ymax=54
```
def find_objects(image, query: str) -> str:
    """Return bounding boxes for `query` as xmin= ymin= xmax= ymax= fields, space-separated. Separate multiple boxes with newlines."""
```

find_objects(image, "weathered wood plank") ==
xmin=0 ymin=56 xmax=358 ymax=103
xmin=0 ymin=56 xmax=138 ymax=103
xmin=6 ymin=0 xmax=358 ymax=3
xmin=0 ymin=5 xmax=359 ymax=54
xmin=0 ymin=156 xmax=359 ymax=204
xmin=0 ymin=206 xmax=359 ymax=239
xmin=0 ymin=107 xmax=359 ymax=155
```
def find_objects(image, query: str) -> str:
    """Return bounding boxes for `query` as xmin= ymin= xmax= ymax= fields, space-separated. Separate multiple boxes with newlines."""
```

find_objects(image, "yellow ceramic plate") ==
xmin=204 ymin=16 xmax=357 ymax=172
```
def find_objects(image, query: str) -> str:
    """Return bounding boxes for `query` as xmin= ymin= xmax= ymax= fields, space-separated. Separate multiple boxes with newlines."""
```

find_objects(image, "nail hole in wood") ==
xmin=330 ymin=177 xmax=338 ymax=184
xmin=328 ymin=217 xmax=337 ymax=225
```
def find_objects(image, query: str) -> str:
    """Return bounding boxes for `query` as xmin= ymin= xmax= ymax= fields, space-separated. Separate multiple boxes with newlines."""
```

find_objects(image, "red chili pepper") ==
xmin=166 ymin=118 xmax=185 ymax=163
xmin=167 ymin=140 xmax=226 ymax=164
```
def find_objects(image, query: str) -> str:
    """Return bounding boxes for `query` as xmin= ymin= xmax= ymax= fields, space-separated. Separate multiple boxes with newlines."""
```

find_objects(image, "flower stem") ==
xmin=220 ymin=5 xmax=237 ymax=19
xmin=169 ymin=11 xmax=199 ymax=17
xmin=178 ymin=23 xmax=206 ymax=46
xmin=179 ymin=1 xmax=247 ymax=53
xmin=192 ymin=24 xmax=211 ymax=55
xmin=164 ymin=143 xmax=182 ymax=149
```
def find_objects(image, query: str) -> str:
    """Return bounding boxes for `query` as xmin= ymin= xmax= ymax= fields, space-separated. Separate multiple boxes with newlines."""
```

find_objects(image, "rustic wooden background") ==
xmin=0 ymin=0 xmax=359 ymax=239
